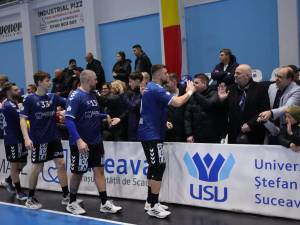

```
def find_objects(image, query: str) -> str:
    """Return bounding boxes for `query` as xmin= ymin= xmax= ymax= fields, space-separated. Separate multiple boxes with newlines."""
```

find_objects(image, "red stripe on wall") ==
xmin=163 ymin=25 xmax=182 ymax=80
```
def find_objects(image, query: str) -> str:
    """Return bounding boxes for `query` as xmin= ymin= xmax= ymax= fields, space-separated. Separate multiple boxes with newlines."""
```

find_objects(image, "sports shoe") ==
xmin=16 ymin=192 xmax=28 ymax=201
xmin=147 ymin=203 xmax=171 ymax=219
xmin=100 ymin=200 xmax=122 ymax=213
xmin=66 ymin=201 xmax=86 ymax=215
xmin=4 ymin=179 xmax=16 ymax=193
xmin=61 ymin=194 xmax=83 ymax=205
xmin=25 ymin=197 xmax=42 ymax=210
xmin=144 ymin=201 xmax=169 ymax=211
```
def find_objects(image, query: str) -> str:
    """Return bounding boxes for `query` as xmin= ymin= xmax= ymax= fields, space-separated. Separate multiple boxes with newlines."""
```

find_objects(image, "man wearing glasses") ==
xmin=258 ymin=67 xmax=300 ymax=143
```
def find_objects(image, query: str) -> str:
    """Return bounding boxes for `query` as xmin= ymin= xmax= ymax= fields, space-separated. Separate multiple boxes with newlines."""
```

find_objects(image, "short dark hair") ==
xmin=168 ymin=73 xmax=178 ymax=82
xmin=69 ymin=59 xmax=76 ymax=65
xmin=151 ymin=64 xmax=166 ymax=76
xmin=194 ymin=73 xmax=209 ymax=85
xmin=286 ymin=69 xmax=295 ymax=80
xmin=220 ymin=48 xmax=232 ymax=56
xmin=129 ymin=72 xmax=143 ymax=82
xmin=2 ymin=82 xmax=16 ymax=93
xmin=287 ymin=65 xmax=298 ymax=72
xmin=132 ymin=44 xmax=142 ymax=49
xmin=117 ymin=51 xmax=126 ymax=60
xmin=33 ymin=71 xmax=51 ymax=86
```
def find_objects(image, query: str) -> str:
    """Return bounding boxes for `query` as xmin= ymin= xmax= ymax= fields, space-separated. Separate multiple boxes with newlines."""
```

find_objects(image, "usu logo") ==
xmin=184 ymin=152 xmax=235 ymax=202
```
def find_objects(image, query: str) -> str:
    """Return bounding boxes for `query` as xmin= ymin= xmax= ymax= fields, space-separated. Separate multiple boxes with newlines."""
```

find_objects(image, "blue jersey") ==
xmin=65 ymin=88 xmax=103 ymax=145
xmin=138 ymin=81 xmax=173 ymax=141
xmin=20 ymin=93 xmax=66 ymax=144
xmin=2 ymin=100 xmax=23 ymax=145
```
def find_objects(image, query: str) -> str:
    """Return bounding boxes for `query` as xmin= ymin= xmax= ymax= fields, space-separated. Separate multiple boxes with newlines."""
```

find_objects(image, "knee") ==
xmin=55 ymin=159 xmax=66 ymax=171
xmin=93 ymin=167 xmax=104 ymax=177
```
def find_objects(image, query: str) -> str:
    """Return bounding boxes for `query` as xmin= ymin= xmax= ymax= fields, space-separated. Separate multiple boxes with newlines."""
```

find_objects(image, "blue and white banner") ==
xmin=0 ymin=140 xmax=299 ymax=220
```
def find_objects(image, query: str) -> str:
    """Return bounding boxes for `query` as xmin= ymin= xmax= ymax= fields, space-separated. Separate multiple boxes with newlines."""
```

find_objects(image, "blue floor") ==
xmin=0 ymin=202 xmax=132 ymax=225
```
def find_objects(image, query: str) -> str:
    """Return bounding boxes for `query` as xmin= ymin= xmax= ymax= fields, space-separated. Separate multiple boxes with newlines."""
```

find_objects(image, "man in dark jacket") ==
xmin=85 ymin=52 xmax=106 ymax=91
xmin=165 ymin=73 xmax=186 ymax=142
xmin=122 ymin=72 xmax=143 ymax=141
xmin=211 ymin=48 xmax=239 ymax=86
xmin=132 ymin=44 xmax=152 ymax=77
xmin=51 ymin=69 xmax=69 ymax=98
xmin=218 ymin=64 xmax=270 ymax=144
xmin=185 ymin=73 xmax=226 ymax=143
xmin=112 ymin=51 xmax=132 ymax=83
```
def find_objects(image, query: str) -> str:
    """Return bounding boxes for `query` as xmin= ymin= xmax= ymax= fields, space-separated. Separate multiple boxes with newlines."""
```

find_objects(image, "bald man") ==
xmin=218 ymin=64 xmax=269 ymax=144
xmin=258 ymin=67 xmax=300 ymax=143
xmin=85 ymin=52 xmax=106 ymax=91
xmin=65 ymin=70 xmax=121 ymax=215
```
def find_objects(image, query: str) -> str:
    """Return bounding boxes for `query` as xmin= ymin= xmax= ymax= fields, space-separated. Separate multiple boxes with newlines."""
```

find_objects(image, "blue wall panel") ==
xmin=0 ymin=40 xmax=25 ymax=88
xmin=185 ymin=0 xmax=279 ymax=80
xmin=99 ymin=14 xmax=162 ymax=82
xmin=36 ymin=27 xmax=86 ymax=77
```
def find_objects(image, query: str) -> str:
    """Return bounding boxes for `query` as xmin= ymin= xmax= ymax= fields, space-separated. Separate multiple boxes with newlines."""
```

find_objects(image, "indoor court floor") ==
xmin=0 ymin=187 xmax=299 ymax=225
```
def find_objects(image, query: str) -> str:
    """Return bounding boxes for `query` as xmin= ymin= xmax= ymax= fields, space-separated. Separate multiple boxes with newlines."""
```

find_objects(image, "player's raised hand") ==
xmin=185 ymin=80 xmax=195 ymax=94
xmin=218 ymin=83 xmax=229 ymax=101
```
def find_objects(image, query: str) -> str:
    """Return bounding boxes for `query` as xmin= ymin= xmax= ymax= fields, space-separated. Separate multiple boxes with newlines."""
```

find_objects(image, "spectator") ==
xmin=165 ymin=73 xmax=186 ymax=142
xmin=51 ymin=69 xmax=68 ymax=98
xmin=63 ymin=59 xmax=77 ymax=79
xmin=26 ymin=84 xmax=37 ymax=94
xmin=185 ymin=73 xmax=225 ymax=143
xmin=0 ymin=74 xmax=8 ymax=87
xmin=259 ymin=67 xmax=300 ymax=127
xmin=69 ymin=67 xmax=83 ymax=92
xmin=96 ymin=80 xmax=127 ymax=141
xmin=85 ymin=52 xmax=106 ymax=91
xmin=112 ymin=51 xmax=132 ymax=83
xmin=258 ymin=66 xmax=300 ymax=144
xmin=278 ymin=106 xmax=300 ymax=152
xmin=101 ymin=83 xmax=111 ymax=96
xmin=122 ymin=72 xmax=143 ymax=141
xmin=218 ymin=64 xmax=269 ymax=144
xmin=132 ymin=44 xmax=152 ymax=77
xmin=211 ymin=48 xmax=239 ymax=87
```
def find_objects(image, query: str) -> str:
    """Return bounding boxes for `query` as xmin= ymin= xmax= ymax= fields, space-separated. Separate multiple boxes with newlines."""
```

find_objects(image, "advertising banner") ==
xmin=34 ymin=0 xmax=84 ymax=35
xmin=0 ymin=20 xmax=22 ymax=43
xmin=0 ymin=141 xmax=299 ymax=220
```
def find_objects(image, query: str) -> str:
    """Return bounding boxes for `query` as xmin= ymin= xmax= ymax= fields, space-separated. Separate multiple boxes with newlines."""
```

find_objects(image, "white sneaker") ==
xmin=100 ymin=200 xmax=122 ymax=213
xmin=61 ymin=194 xmax=83 ymax=205
xmin=147 ymin=203 xmax=171 ymax=219
xmin=144 ymin=201 xmax=169 ymax=211
xmin=66 ymin=201 xmax=86 ymax=215
xmin=25 ymin=197 xmax=42 ymax=210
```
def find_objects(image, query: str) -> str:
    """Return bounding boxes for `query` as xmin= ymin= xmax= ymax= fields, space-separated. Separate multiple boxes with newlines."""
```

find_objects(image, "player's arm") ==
xmin=169 ymin=80 xmax=195 ymax=107
xmin=19 ymin=96 xmax=34 ymax=150
xmin=65 ymin=117 xmax=89 ymax=153
xmin=65 ymin=95 xmax=89 ymax=153
xmin=20 ymin=117 xmax=33 ymax=150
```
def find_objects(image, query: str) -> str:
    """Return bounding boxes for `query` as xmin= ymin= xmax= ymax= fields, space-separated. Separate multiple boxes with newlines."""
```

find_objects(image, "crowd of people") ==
xmin=46 ymin=46 xmax=300 ymax=148
xmin=1 ymin=45 xmax=300 ymax=219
